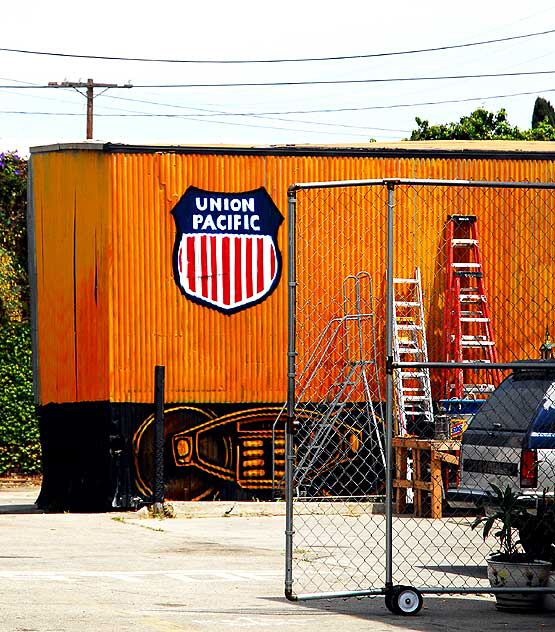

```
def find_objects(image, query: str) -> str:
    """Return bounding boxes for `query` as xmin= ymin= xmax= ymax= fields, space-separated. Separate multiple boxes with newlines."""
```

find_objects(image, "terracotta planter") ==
xmin=487 ymin=556 xmax=551 ymax=612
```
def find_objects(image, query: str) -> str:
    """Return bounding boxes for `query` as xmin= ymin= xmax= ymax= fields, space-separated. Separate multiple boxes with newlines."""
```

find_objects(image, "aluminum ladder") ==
xmin=392 ymin=268 xmax=434 ymax=436
xmin=293 ymin=271 xmax=385 ymax=489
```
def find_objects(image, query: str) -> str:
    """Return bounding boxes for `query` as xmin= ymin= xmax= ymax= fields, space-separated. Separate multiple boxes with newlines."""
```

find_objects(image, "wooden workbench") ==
xmin=393 ymin=437 xmax=460 ymax=519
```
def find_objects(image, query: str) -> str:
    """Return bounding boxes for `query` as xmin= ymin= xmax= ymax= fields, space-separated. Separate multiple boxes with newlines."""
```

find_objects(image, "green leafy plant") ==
xmin=471 ymin=484 xmax=528 ymax=561
xmin=472 ymin=484 xmax=555 ymax=563
xmin=0 ymin=151 xmax=28 ymax=271
xmin=0 ymin=322 xmax=41 ymax=474
xmin=0 ymin=151 xmax=40 ymax=475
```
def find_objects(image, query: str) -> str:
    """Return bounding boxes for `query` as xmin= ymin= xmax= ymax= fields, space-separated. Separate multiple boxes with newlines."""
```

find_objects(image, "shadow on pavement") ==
xmin=414 ymin=564 xmax=488 ymax=579
xmin=265 ymin=594 xmax=554 ymax=630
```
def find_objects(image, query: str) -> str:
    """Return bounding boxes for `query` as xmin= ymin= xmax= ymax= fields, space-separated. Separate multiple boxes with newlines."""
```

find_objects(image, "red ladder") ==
xmin=443 ymin=215 xmax=501 ymax=399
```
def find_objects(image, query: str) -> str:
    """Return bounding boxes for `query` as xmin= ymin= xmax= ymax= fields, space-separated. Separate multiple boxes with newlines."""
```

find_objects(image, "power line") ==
xmin=171 ymin=88 xmax=555 ymax=116
xmin=106 ymin=88 xmax=555 ymax=117
xmin=127 ymin=69 xmax=555 ymax=88
xmin=4 ymin=87 xmax=552 ymax=123
xmin=93 ymin=93 xmax=410 ymax=131
xmin=4 ymin=68 xmax=555 ymax=91
xmin=0 ymin=110 xmax=377 ymax=137
xmin=4 ymin=78 xmax=554 ymax=119
xmin=0 ymin=78 xmax=410 ymax=132
xmin=0 ymin=111 xmax=81 ymax=115
xmin=0 ymin=108 xmax=397 ymax=128
xmin=0 ymin=28 xmax=553 ymax=63
xmin=0 ymin=109 xmax=408 ymax=132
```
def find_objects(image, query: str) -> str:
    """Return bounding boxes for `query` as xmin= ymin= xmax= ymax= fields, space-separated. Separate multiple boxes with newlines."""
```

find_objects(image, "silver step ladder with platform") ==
xmin=293 ymin=271 xmax=386 ymax=490
xmin=392 ymin=268 xmax=434 ymax=436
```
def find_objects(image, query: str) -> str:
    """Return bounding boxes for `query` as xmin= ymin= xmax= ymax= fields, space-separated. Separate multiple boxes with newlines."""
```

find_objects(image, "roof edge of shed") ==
xmin=30 ymin=140 xmax=555 ymax=161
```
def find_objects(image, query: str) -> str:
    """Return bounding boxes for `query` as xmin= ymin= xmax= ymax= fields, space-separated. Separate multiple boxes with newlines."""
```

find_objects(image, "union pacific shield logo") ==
xmin=171 ymin=186 xmax=284 ymax=313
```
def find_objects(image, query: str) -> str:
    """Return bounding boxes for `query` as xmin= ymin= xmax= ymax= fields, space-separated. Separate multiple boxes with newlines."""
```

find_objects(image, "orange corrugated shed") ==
xmin=30 ymin=148 xmax=110 ymax=403
xmin=29 ymin=142 xmax=555 ymax=405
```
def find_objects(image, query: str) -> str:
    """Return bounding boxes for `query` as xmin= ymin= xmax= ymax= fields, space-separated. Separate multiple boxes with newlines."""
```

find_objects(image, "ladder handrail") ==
xmin=275 ymin=271 xmax=386 ymax=494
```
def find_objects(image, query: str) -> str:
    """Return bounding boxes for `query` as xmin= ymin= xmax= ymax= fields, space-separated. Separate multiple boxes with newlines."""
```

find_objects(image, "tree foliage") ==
xmin=0 ymin=152 xmax=28 ymax=271
xmin=532 ymin=97 xmax=555 ymax=129
xmin=0 ymin=322 xmax=40 ymax=474
xmin=0 ymin=151 xmax=40 ymax=475
xmin=0 ymin=152 xmax=28 ymax=323
xmin=409 ymin=107 xmax=555 ymax=141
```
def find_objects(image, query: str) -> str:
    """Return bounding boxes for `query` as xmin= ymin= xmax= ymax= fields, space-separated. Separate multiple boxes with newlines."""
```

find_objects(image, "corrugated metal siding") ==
xmin=289 ymin=156 xmax=555 ymax=401
xmin=32 ymin=150 xmax=110 ymax=404
xmin=399 ymin=180 xmax=555 ymax=361
xmin=32 ymin=147 xmax=555 ymax=404
xmin=110 ymin=152 xmax=288 ymax=403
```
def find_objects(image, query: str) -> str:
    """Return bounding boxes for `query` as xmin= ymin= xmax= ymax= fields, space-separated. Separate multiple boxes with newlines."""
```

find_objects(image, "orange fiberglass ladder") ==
xmin=443 ymin=215 xmax=501 ymax=399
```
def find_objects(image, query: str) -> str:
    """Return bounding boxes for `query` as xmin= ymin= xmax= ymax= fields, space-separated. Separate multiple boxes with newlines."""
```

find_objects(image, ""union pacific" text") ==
xmin=193 ymin=196 xmax=260 ymax=231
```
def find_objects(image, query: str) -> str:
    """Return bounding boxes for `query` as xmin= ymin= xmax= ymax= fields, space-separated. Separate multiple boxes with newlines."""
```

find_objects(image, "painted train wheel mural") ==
xmin=133 ymin=406 xmax=287 ymax=501
xmin=132 ymin=404 xmax=385 ymax=502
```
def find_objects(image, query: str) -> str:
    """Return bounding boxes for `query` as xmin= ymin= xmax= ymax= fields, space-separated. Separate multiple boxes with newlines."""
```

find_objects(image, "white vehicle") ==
xmin=446 ymin=362 xmax=555 ymax=510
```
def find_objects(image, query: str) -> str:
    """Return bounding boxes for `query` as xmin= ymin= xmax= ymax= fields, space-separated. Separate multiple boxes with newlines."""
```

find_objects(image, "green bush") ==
xmin=0 ymin=322 xmax=41 ymax=474
xmin=0 ymin=151 xmax=28 ymax=271
xmin=0 ymin=151 xmax=40 ymax=475
xmin=409 ymin=107 xmax=555 ymax=141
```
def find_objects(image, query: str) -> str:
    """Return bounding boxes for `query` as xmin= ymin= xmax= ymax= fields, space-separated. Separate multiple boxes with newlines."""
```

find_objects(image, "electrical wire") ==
xmin=0 ymin=110 xmax=378 ymax=137
xmin=3 ymin=69 xmax=554 ymax=90
xmin=0 ymin=109 xmax=399 ymax=130
xmin=0 ymin=28 xmax=553 ymax=63
xmin=3 ymin=87 xmax=555 ymax=123
xmin=126 ymin=70 xmax=555 ymax=88
xmin=206 ymin=88 xmax=555 ymax=115
xmin=105 ymin=88 xmax=555 ymax=116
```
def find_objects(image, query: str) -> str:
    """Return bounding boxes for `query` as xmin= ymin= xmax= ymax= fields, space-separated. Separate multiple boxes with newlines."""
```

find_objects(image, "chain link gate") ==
xmin=285 ymin=178 xmax=555 ymax=614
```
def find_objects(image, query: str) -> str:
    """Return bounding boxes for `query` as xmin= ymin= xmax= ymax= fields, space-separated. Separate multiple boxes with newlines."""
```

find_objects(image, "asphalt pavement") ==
xmin=0 ymin=485 xmax=553 ymax=632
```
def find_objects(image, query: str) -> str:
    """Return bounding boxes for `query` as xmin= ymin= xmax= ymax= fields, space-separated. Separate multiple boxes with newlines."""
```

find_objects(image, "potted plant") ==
xmin=472 ymin=484 xmax=552 ymax=612
xmin=519 ymin=491 xmax=555 ymax=611
xmin=516 ymin=491 xmax=555 ymax=565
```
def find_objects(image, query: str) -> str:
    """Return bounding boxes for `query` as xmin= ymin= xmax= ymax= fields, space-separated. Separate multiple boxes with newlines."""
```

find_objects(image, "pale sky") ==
xmin=2 ymin=1 xmax=555 ymax=154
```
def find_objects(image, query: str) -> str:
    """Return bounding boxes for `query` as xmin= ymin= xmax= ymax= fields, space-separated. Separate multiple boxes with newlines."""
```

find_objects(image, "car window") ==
xmin=467 ymin=374 xmax=552 ymax=432
xmin=530 ymin=382 xmax=555 ymax=434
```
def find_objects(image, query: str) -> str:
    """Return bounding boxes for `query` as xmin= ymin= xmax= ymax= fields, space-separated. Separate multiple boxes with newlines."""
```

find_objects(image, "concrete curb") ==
xmin=129 ymin=501 xmax=386 ymax=519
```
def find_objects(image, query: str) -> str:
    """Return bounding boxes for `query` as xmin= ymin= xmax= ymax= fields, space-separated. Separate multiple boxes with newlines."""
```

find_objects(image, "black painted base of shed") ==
xmin=35 ymin=402 xmax=280 ymax=512
xmin=36 ymin=402 xmax=149 ymax=512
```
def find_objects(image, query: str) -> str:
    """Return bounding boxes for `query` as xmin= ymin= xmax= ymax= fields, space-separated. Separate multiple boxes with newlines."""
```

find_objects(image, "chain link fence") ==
xmin=285 ymin=178 xmax=555 ymax=613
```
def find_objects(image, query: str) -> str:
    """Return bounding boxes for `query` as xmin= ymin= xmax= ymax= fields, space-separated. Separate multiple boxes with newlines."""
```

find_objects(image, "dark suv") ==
xmin=446 ymin=362 xmax=555 ymax=509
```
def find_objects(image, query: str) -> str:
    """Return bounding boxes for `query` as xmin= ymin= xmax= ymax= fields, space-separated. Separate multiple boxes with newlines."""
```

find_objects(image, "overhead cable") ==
xmin=0 ymin=28 xmax=553 ymax=63
xmin=4 ymin=69 xmax=555 ymax=91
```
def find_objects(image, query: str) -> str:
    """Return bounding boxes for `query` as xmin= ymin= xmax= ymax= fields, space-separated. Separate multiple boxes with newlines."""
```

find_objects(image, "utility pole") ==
xmin=48 ymin=78 xmax=132 ymax=139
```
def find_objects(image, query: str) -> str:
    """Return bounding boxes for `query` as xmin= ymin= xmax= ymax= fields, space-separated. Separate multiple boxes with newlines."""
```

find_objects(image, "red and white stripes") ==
xmin=177 ymin=233 xmax=278 ymax=310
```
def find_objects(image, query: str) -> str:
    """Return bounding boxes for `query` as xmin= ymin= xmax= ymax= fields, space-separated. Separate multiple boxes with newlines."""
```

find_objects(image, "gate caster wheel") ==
xmin=387 ymin=585 xmax=423 ymax=615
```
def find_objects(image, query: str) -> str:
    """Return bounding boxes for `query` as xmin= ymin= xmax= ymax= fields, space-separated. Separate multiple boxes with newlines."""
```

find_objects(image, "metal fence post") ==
xmin=153 ymin=365 xmax=165 ymax=511
xmin=384 ymin=180 xmax=396 ymax=591
xmin=285 ymin=188 xmax=297 ymax=600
